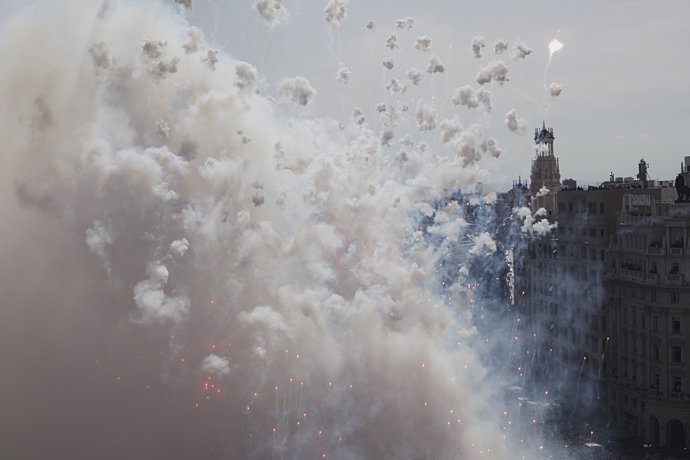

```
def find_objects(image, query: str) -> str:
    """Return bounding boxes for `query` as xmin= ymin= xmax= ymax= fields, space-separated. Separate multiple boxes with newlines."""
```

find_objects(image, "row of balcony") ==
xmin=612 ymin=268 xmax=686 ymax=285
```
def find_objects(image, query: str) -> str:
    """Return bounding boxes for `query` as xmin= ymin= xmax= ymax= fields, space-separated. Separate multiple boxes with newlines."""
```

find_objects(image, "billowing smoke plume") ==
xmin=549 ymin=82 xmax=563 ymax=96
xmin=0 ymin=2 xmax=565 ymax=459
xmin=382 ymin=57 xmax=394 ymax=70
xmin=366 ymin=20 xmax=376 ymax=30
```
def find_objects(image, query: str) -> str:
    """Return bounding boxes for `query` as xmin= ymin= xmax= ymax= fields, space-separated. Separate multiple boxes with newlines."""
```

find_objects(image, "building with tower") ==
xmin=530 ymin=122 xmax=561 ymax=216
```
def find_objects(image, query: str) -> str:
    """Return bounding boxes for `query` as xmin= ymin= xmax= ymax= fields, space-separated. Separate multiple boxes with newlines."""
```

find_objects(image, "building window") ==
xmin=650 ymin=291 xmax=656 ymax=302
xmin=600 ymin=203 xmax=605 ymax=213
xmin=653 ymin=344 xmax=660 ymax=361
xmin=672 ymin=346 xmax=682 ymax=363
xmin=672 ymin=317 xmax=681 ymax=334
xmin=652 ymin=373 xmax=660 ymax=390
xmin=672 ymin=376 xmax=682 ymax=393
xmin=672 ymin=292 xmax=680 ymax=304
xmin=653 ymin=315 xmax=659 ymax=332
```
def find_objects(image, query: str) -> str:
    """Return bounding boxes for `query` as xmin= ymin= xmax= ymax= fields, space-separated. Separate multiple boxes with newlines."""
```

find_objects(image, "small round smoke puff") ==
xmin=549 ymin=82 xmax=563 ymax=97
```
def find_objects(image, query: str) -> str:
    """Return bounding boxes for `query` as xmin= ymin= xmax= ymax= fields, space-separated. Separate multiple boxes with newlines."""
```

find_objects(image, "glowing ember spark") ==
xmin=548 ymin=39 xmax=563 ymax=58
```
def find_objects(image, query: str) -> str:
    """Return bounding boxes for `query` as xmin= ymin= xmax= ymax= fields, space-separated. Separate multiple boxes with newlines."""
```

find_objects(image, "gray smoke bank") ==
xmin=494 ymin=39 xmax=509 ymax=54
xmin=471 ymin=35 xmax=486 ymax=58
xmin=476 ymin=60 xmax=509 ymax=85
xmin=336 ymin=64 xmax=351 ymax=84
xmin=426 ymin=55 xmax=445 ymax=73
xmin=512 ymin=42 xmax=532 ymax=61
xmin=256 ymin=0 xmax=289 ymax=26
xmin=175 ymin=0 xmax=192 ymax=9
xmin=0 ymin=2 xmax=525 ymax=460
xmin=415 ymin=35 xmax=432 ymax=51
xmin=324 ymin=0 xmax=347 ymax=25
xmin=382 ymin=57 xmax=394 ymax=70
xmin=451 ymin=85 xmax=492 ymax=111
xmin=549 ymin=82 xmax=563 ymax=96
xmin=406 ymin=67 xmax=423 ymax=85
xmin=504 ymin=108 xmax=527 ymax=133
xmin=279 ymin=76 xmax=316 ymax=105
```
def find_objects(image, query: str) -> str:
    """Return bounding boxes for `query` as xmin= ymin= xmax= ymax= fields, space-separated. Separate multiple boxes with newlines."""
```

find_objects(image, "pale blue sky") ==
xmin=180 ymin=0 xmax=690 ymax=189
xmin=2 ymin=0 xmax=688 ymax=188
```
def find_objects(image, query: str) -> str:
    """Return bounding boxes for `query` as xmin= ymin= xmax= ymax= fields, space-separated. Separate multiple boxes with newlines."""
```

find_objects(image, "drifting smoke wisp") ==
xmin=0 ymin=2 xmax=569 ymax=460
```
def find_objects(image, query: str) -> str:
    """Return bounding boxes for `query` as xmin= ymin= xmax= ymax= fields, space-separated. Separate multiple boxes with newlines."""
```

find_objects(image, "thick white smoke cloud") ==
xmin=0 ymin=1 xmax=561 ymax=459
